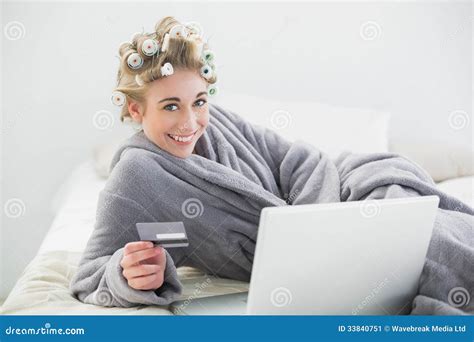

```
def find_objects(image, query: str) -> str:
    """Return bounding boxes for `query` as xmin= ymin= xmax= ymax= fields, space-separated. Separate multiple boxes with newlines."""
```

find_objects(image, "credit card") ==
xmin=136 ymin=221 xmax=189 ymax=248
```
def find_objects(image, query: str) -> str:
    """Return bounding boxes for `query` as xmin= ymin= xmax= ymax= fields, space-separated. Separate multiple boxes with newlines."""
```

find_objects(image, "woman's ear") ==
xmin=128 ymin=101 xmax=144 ymax=123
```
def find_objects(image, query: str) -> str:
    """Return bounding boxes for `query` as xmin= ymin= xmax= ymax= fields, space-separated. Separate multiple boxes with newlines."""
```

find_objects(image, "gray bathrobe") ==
xmin=70 ymin=103 xmax=474 ymax=314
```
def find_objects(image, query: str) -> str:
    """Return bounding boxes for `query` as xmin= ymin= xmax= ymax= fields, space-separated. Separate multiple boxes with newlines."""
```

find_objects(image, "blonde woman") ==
xmin=70 ymin=16 xmax=474 ymax=314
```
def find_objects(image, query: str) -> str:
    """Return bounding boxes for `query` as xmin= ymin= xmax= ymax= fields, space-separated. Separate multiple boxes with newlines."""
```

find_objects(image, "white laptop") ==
xmin=170 ymin=196 xmax=439 ymax=315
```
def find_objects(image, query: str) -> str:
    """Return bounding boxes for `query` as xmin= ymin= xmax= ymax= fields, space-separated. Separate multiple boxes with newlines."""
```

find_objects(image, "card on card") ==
xmin=136 ymin=221 xmax=189 ymax=248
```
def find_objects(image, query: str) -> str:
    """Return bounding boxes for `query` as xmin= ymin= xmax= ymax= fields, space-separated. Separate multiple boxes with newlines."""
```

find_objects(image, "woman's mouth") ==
xmin=167 ymin=130 xmax=198 ymax=145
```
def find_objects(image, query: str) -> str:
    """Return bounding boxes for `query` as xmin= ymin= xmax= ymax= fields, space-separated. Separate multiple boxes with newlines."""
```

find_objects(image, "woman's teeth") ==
xmin=168 ymin=133 xmax=195 ymax=142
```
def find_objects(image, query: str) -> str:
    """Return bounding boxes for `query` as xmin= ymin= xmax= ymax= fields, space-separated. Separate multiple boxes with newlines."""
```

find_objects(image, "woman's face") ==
xmin=128 ymin=68 xmax=209 ymax=159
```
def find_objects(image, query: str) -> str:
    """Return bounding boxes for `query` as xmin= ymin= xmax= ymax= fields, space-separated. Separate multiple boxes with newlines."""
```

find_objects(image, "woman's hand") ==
xmin=120 ymin=241 xmax=167 ymax=291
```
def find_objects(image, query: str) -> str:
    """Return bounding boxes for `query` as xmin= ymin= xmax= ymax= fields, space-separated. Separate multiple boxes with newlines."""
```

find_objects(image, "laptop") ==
xmin=170 ymin=195 xmax=439 ymax=315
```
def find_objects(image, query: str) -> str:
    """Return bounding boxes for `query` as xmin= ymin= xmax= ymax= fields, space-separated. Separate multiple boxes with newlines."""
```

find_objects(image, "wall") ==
xmin=1 ymin=1 xmax=472 ymax=299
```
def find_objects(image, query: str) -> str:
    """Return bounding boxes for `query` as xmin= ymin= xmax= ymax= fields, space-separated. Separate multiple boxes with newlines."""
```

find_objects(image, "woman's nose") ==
xmin=177 ymin=108 xmax=198 ymax=132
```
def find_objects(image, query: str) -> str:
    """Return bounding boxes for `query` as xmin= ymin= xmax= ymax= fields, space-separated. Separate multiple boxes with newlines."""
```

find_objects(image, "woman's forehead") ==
xmin=148 ymin=69 xmax=207 ymax=99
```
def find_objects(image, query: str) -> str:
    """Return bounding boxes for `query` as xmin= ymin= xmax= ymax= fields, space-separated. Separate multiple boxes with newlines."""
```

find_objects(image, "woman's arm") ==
xmin=69 ymin=162 xmax=183 ymax=307
xmin=214 ymin=104 xmax=341 ymax=204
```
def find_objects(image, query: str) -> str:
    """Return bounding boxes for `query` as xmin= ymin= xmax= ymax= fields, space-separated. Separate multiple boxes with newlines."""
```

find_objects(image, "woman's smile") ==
xmin=166 ymin=130 xmax=198 ymax=146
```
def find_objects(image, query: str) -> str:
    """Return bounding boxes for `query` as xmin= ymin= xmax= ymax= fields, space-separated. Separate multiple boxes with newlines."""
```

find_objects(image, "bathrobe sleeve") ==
xmin=69 ymin=155 xmax=183 ymax=308
xmin=334 ymin=151 xmax=450 ymax=201
xmin=226 ymin=106 xmax=465 ymax=207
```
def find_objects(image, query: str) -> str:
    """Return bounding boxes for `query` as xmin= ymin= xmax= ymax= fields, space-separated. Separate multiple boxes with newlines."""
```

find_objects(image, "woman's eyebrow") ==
xmin=158 ymin=97 xmax=180 ymax=103
xmin=158 ymin=91 xmax=208 ymax=103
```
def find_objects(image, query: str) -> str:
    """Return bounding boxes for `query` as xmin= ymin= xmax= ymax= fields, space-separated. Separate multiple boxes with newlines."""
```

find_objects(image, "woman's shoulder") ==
xmin=108 ymin=131 xmax=163 ymax=175
xmin=109 ymin=147 xmax=161 ymax=181
xmin=115 ymin=146 xmax=155 ymax=167
xmin=98 ymin=148 xmax=168 ymax=215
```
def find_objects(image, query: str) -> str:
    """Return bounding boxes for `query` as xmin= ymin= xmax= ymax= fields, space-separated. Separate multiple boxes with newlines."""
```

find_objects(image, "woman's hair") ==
xmin=113 ymin=16 xmax=217 ymax=122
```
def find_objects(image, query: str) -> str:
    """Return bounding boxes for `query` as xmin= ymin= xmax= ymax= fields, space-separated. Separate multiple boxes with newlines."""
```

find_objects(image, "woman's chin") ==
xmin=172 ymin=148 xmax=194 ymax=159
xmin=163 ymin=134 xmax=197 ymax=158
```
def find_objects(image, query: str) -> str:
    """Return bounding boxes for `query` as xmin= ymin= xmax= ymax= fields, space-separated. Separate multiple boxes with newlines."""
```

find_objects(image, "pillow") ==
xmin=211 ymin=92 xmax=391 ymax=158
xmin=389 ymin=139 xmax=474 ymax=182
xmin=436 ymin=176 xmax=473 ymax=208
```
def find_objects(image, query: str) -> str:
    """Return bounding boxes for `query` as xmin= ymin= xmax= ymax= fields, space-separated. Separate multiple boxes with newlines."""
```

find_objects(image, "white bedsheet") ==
xmin=39 ymin=161 xmax=104 ymax=254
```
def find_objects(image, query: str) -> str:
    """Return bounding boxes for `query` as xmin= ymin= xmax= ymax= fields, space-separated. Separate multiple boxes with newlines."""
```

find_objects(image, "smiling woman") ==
xmin=71 ymin=17 xmax=224 ymax=301
xmin=112 ymin=16 xmax=218 ymax=159
xmin=129 ymin=69 xmax=210 ymax=159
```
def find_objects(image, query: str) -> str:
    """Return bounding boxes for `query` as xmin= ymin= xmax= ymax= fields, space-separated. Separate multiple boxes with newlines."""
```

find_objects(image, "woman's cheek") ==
xmin=156 ymin=114 xmax=177 ymax=131
xmin=197 ymin=109 xmax=210 ymax=126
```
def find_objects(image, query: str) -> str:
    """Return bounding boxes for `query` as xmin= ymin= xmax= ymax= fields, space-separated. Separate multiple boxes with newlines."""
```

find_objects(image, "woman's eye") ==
xmin=164 ymin=104 xmax=178 ymax=111
xmin=163 ymin=100 xmax=206 ymax=111
xmin=194 ymin=99 xmax=207 ymax=107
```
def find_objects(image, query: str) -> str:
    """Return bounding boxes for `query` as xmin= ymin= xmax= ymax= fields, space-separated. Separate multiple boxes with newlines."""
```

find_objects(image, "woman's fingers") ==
xmin=120 ymin=242 xmax=167 ymax=290
xmin=127 ymin=272 xmax=164 ymax=290
xmin=121 ymin=246 xmax=161 ymax=268
xmin=122 ymin=264 xmax=161 ymax=279
xmin=124 ymin=241 xmax=154 ymax=256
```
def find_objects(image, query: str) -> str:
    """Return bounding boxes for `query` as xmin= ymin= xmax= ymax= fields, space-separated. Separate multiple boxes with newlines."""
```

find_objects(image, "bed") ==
xmin=1 ymin=94 xmax=472 ymax=315
xmin=0 ymin=160 xmax=250 ymax=315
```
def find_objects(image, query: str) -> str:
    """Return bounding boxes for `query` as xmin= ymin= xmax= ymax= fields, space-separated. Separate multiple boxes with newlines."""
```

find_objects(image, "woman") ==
xmin=70 ymin=16 xmax=474 ymax=314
